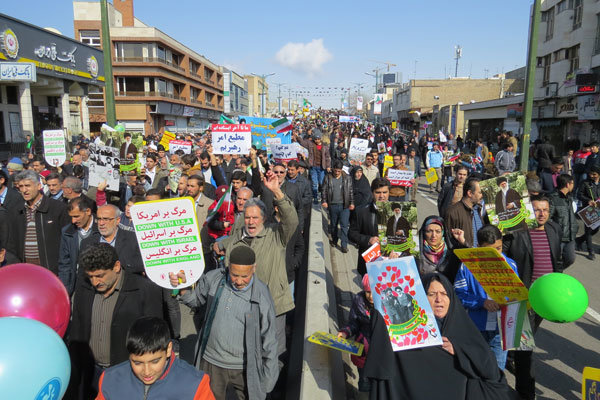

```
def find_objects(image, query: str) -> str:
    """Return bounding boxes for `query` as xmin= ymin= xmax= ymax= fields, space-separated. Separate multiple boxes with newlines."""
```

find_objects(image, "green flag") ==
xmin=219 ymin=114 xmax=235 ymax=124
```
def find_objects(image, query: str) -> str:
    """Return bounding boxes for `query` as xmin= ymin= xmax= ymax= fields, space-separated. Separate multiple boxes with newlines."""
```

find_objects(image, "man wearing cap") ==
xmin=7 ymin=157 xmax=24 ymax=176
xmin=293 ymin=129 xmax=331 ymax=204
xmin=171 ymin=246 xmax=278 ymax=400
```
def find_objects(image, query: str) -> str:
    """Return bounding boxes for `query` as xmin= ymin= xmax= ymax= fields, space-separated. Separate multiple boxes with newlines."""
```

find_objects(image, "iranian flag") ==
xmin=272 ymin=117 xmax=292 ymax=133
xmin=206 ymin=184 xmax=233 ymax=222
xmin=219 ymin=114 xmax=235 ymax=124
xmin=303 ymin=98 xmax=312 ymax=107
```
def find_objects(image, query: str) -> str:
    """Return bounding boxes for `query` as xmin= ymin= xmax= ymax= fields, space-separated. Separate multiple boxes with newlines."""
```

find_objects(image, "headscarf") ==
xmin=421 ymin=216 xmax=447 ymax=264
xmin=352 ymin=166 xmax=373 ymax=208
xmin=364 ymin=273 xmax=518 ymax=400
xmin=362 ymin=273 xmax=371 ymax=292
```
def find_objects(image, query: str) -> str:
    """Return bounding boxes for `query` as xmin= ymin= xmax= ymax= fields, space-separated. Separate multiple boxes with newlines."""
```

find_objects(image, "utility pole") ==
xmin=251 ymin=73 xmax=275 ymax=117
xmin=454 ymin=45 xmax=462 ymax=78
xmin=520 ymin=0 xmax=541 ymax=172
xmin=100 ymin=0 xmax=116 ymax=126
xmin=273 ymin=82 xmax=285 ymax=114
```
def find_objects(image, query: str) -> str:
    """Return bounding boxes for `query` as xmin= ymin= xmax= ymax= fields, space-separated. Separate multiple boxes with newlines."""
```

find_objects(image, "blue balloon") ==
xmin=0 ymin=317 xmax=70 ymax=399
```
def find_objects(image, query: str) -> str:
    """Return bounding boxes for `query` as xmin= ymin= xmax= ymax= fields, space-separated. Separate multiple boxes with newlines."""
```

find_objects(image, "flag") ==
xmin=499 ymin=301 xmax=528 ymax=350
xmin=272 ymin=117 xmax=292 ymax=133
xmin=207 ymin=184 xmax=232 ymax=221
xmin=219 ymin=114 xmax=235 ymax=124
xmin=303 ymin=98 xmax=312 ymax=107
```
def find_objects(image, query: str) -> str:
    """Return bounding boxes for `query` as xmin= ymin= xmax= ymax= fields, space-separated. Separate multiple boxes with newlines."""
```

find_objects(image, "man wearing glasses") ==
xmin=81 ymin=204 xmax=144 ymax=275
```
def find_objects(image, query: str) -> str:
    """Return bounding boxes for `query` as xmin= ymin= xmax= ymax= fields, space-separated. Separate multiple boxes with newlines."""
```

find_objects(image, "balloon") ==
xmin=253 ymin=140 xmax=263 ymax=150
xmin=0 ymin=263 xmax=70 ymax=336
xmin=115 ymin=123 xmax=125 ymax=133
xmin=0 ymin=317 xmax=70 ymax=399
xmin=528 ymin=273 xmax=588 ymax=323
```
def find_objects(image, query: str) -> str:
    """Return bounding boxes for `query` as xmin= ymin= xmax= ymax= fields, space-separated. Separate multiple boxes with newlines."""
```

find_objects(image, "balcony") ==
xmin=190 ymin=98 xmax=203 ymax=105
xmin=114 ymin=56 xmax=185 ymax=72
xmin=115 ymin=90 xmax=186 ymax=101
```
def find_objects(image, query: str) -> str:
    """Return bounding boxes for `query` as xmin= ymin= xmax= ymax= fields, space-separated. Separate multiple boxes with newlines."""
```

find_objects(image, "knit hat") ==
xmin=230 ymin=246 xmax=256 ymax=266
xmin=7 ymin=157 xmax=23 ymax=171
xmin=362 ymin=274 xmax=371 ymax=292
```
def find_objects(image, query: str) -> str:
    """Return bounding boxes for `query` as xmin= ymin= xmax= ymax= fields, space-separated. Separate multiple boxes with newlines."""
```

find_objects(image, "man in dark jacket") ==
xmin=349 ymin=178 xmax=390 ymax=275
xmin=584 ymin=141 xmax=600 ymax=175
xmin=549 ymin=174 xmax=578 ymax=267
xmin=534 ymin=137 xmax=556 ymax=172
xmin=437 ymin=165 xmax=468 ymax=217
xmin=576 ymin=165 xmax=600 ymax=259
xmin=294 ymin=129 xmax=332 ymax=203
xmin=5 ymin=170 xmax=70 ymax=273
xmin=539 ymin=157 xmax=564 ymax=193
xmin=58 ymin=196 xmax=101 ymax=294
xmin=503 ymin=194 xmax=563 ymax=400
xmin=322 ymin=160 xmax=355 ymax=253
xmin=0 ymin=169 xmax=24 ymax=211
xmin=67 ymin=243 xmax=163 ymax=399
xmin=444 ymin=177 xmax=485 ymax=248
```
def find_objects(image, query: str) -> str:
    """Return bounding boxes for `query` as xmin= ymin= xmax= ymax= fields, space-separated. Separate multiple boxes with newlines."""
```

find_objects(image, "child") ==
xmin=453 ymin=225 xmax=519 ymax=370
xmin=338 ymin=274 xmax=374 ymax=397
xmin=96 ymin=317 xmax=214 ymax=400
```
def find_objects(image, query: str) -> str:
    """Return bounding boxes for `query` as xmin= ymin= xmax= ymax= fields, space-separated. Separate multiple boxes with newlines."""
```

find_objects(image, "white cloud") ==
xmin=275 ymin=39 xmax=332 ymax=77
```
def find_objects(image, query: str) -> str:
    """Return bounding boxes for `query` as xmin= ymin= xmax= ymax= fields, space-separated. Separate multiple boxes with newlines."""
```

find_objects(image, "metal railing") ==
xmin=114 ymin=56 xmax=185 ymax=72
xmin=115 ymin=90 xmax=185 ymax=101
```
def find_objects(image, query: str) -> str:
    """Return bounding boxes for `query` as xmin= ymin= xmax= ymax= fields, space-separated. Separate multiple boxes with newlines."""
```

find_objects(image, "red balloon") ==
xmin=0 ymin=263 xmax=70 ymax=337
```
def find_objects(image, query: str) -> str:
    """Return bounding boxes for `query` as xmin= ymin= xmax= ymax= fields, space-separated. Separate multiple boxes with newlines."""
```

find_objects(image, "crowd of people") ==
xmin=0 ymin=110 xmax=598 ymax=400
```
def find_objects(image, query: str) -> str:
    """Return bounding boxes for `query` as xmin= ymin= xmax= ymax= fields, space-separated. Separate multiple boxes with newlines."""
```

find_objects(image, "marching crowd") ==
xmin=0 ymin=110 xmax=598 ymax=400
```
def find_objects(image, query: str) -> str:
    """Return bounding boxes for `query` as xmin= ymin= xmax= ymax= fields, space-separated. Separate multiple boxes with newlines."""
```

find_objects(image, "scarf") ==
xmin=422 ymin=216 xmax=447 ymax=265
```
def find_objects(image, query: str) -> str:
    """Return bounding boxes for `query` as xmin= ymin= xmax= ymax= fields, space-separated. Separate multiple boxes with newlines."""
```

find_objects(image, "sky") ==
xmin=2 ymin=0 xmax=532 ymax=109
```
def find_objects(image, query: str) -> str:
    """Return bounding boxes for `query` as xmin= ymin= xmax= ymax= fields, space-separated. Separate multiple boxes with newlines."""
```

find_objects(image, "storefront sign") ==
xmin=0 ymin=62 xmax=36 ymax=81
xmin=183 ymin=106 xmax=195 ymax=117
xmin=556 ymin=98 xmax=578 ymax=118
xmin=578 ymin=94 xmax=600 ymax=120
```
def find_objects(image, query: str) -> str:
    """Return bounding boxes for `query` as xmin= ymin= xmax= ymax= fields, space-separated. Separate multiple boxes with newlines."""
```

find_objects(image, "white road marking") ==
xmin=586 ymin=307 xmax=600 ymax=324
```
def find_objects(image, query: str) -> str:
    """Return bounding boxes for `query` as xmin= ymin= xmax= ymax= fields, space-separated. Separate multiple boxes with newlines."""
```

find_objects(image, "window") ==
xmin=567 ymin=45 xmax=580 ymax=74
xmin=204 ymin=69 xmax=213 ymax=83
xmin=115 ymin=42 xmax=143 ymax=60
xmin=157 ymin=79 xmax=167 ymax=94
xmin=6 ymin=86 xmax=18 ymax=105
xmin=79 ymin=30 xmax=100 ymax=47
xmin=553 ymin=49 xmax=566 ymax=62
xmin=205 ymin=92 xmax=214 ymax=105
xmin=157 ymin=46 xmax=166 ymax=61
xmin=595 ymin=14 xmax=600 ymax=55
xmin=541 ymin=10 xmax=548 ymax=22
xmin=573 ymin=0 xmax=583 ymax=30
xmin=545 ymin=7 xmax=555 ymax=41
xmin=542 ymin=55 xmax=551 ymax=85
xmin=557 ymin=0 xmax=567 ymax=13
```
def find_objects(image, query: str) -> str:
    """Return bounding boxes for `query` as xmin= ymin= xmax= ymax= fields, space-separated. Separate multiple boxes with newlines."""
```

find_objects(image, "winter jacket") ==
xmin=454 ymin=253 xmax=518 ymax=331
xmin=585 ymin=152 xmax=600 ymax=174
xmin=80 ymin=228 xmax=145 ymax=274
xmin=426 ymin=150 xmax=443 ymax=169
xmin=549 ymin=190 xmax=579 ymax=242
xmin=494 ymin=150 xmax=516 ymax=175
xmin=218 ymin=194 xmax=298 ymax=316
xmin=179 ymin=269 xmax=278 ymax=400
xmin=322 ymin=171 xmax=354 ymax=209
xmin=58 ymin=221 xmax=101 ymax=294
xmin=97 ymin=356 xmax=214 ymax=400
xmin=296 ymin=137 xmax=331 ymax=169
xmin=578 ymin=179 xmax=600 ymax=205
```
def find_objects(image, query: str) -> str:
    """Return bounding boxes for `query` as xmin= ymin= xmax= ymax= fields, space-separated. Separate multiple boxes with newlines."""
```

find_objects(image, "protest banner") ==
xmin=349 ymin=138 xmax=370 ymax=163
xmin=169 ymin=140 xmax=192 ymax=154
xmin=425 ymin=168 xmax=438 ymax=184
xmin=130 ymin=198 xmax=204 ymax=289
xmin=367 ymin=257 xmax=442 ymax=352
xmin=582 ymin=367 xmax=600 ymax=399
xmin=211 ymin=124 xmax=251 ymax=155
xmin=362 ymin=242 xmax=381 ymax=263
xmin=454 ymin=247 xmax=529 ymax=305
xmin=356 ymin=96 xmax=363 ymax=111
xmin=338 ymin=116 xmax=361 ymax=123
xmin=88 ymin=144 xmax=120 ymax=191
xmin=159 ymin=131 xmax=176 ymax=151
xmin=578 ymin=204 xmax=600 ymax=230
xmin=387 ymin=169 xmax=414 ymax=186
xmin=479 ymin=172 xmax=536 ymax=233
xmin=391 ymin=121 xmax=397 ymax=129
xmin=240 ymin=116 xmax=292 ymax=148
xmin=294 ymin=142 xmax=309 ymax=158
xmin=376 ymin=201 xmax=418 ymax=257
xmin=42 ymin=129 xmax=66 ymax=167
xmin=307 ymin=331 xmax=364 ymax=356
xmin=377 ymin=142 xmax=386 ymax=153
xmin=383 ymin=155 xmax=393 ymax=176
xmin=270 ymin=143 xmax=297 ymax=163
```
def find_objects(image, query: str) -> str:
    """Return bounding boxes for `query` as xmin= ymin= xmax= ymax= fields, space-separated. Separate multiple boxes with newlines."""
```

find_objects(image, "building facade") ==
xmin=245 ymin=75 xmax=269 ymax=117
xmin=0 ymin=13 xmax=104 ymax=155
xmin=222 ymin=68 xmax=248 ymax=118
xmin=73 ymin=0 xmax=223 ymax=136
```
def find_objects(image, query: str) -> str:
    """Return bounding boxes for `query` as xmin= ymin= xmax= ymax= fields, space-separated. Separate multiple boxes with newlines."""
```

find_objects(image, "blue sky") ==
xmin=2 ymin=0 xmax=532 ymax=108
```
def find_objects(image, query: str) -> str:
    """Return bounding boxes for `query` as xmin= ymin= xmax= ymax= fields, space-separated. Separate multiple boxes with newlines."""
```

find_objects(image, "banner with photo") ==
xmin=367 ymin=257 xmax=442 ymax=352
xmin=376 ymin=201 xmax=418 ymax=257
xmin=373 ymin=94 xmax=384 ymax=115
xmin=479 ymin=171 xmax=536 ymax=234
xmin=240 ymin=116 xmax=292 ymax=149
xmin=349 ymin=138 xmax=370 ymax=163
xmin=357 ymin=96 xmax=363 ymax=111
xmin=88 ymin=144 xmax=120 ymax=191
xmin=578 ymin=204 xmax=600 ymax=230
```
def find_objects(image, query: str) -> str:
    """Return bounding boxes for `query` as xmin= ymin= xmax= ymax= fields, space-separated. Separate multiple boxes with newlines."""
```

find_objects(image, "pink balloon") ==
xmin=0 ymin=263 xmax=70 ymax=337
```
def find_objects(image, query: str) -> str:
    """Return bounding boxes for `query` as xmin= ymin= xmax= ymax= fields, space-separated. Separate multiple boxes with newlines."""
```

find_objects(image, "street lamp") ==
xmin=251 ymin=72 xmax=275 ymax=117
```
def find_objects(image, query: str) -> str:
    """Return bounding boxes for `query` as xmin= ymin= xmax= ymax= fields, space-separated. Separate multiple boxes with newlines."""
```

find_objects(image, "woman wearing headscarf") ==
xmin=352 ymin=166 xmax=373 ymax=209
xmin=417 ymin=215 xmax=464 ymax=283
xmin=364 ymin=273 xmax=518 ymax=400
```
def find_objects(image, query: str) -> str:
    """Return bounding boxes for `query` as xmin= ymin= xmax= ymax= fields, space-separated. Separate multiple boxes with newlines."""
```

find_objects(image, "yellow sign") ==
xmin=425 ymin=168 xmax=438 ymax=184
xmin=307 ymin=331 xmax=364 ymax=356
xmin=159 ymin=130 xmax=176 ymax=151
xmin=583 ymin=367 xmax=600 ymax=399
xmin=383 ymin=155 xmax=393 ymax=176
xmin=391 ymin=121 xmax=397 ymax=129
xmin=454 ymin=247 xmax=528 ymax=305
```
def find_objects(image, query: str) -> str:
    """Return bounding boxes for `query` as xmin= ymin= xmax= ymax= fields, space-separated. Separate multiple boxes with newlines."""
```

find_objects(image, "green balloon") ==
xmin=529 ymin=273 xmax=588 ymax=323
xmin=115 ymin=123 xmax=125 ymax=134
xmin=253 ymin=140 xmax=262 ymax=150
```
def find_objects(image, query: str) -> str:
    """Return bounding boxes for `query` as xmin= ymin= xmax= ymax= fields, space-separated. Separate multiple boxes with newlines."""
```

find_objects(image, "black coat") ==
xmin=349 ymin=203 xmax=378 ymax=275
xmin=437 ymin=181 xmax=459 ymax=217
xmin=58 ymin=222 xmax=102 ymax=294
xmin=80 ymin=228 xmax=145 ymax=274
xmin=503 ymin=220 xmax=563 ymax=287
xmin=5 ymin=196 xmax=70 ymax=273
xmin=2 ymin=187 xmax=23 ymax=212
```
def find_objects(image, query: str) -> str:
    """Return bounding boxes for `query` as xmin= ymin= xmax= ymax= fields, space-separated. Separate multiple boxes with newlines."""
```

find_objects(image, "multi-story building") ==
xmin=222 ymin=68 xmax=248 ymax=118
xmin=245 ymin=75 xmax=269 ymax=117
xmin=534 ymin=0 xmax=600 ymax=148
xmin=73 ymin=0 xmax=223 ymax=136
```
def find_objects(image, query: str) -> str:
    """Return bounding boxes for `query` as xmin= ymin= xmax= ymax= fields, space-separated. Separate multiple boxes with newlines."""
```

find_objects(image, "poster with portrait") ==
xmin=88 ymin=143 xmax=121 ymax=191
xmin=367 ymin=257 xmax=442 ymax=352
xmin=376 ymin=201 xmax=418 ymax=257
xmin=479 ymin=171 xmax=536 ymax=234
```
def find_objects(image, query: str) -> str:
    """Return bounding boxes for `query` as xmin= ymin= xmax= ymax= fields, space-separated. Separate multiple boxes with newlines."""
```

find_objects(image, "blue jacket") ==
xmin=426 ymin=150 xmax=443 ymax=168
xmin=453 ymin=253 xmax=518 ymax=332
xmin=98 ymin=355 xmax=214 ymax=399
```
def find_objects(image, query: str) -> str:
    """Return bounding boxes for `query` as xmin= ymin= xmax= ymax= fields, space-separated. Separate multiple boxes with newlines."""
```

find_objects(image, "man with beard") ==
xmin=494 ymin=176 xmax=523 ymax=213
xmin=437 ymin=165 xmax=469 ymax=217
xmin=386 ymin=203 xmax=411 ymax=238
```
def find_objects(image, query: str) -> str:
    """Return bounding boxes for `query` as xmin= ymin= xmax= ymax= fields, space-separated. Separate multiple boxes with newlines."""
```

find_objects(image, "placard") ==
xmin=211 ymin=124 xmax=251 ymax=155
xmin=307 ymin=331 xmax=364 ymax=356
xmin=349 ymin=138 xmax=370 ymax=163
xmin=387 ymin=169 xmax=414 ymax=187
xmin=169 ymin=140 xmax=192 ymax=154
xmin=159 ymin=131 xmax=176 ymax=151
xmin=582 ymin=367 xmax=600 ymax=399
xmin=88 ymin=144 xmax=120 ymax=191
xmin=338 ymin=116 xmax=361 ymax=123
xmin=454 ymin=247 xmax=528 ymax=305
xmin=383 ymin=155 xmax=393 ymax=176
xmin=362 ymin=242 xmax=381 ymax=263
xmin=294 ymin=142 xmax=309 ymax=158
xmin=270 ymin=143 xmax=297 ymax=163
xmin=578 ymin=204 xmax=600 ymax=230
xmin=367 ymin=257 xmax=442 ymax=352
xmin=42 ymin=129 xmax=66 ymax=167
xmin=240 ymin=116 xmax=293 ymax=148
xmin=130 ymin=198 xmax=204 ymax=289
xmin=377 ymin=142 xmax=386 ymax=153
xmin=425 ymin=168 xmax=438 ymax=184
xmin=376 ymin=201 xmax=418 ymax=257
